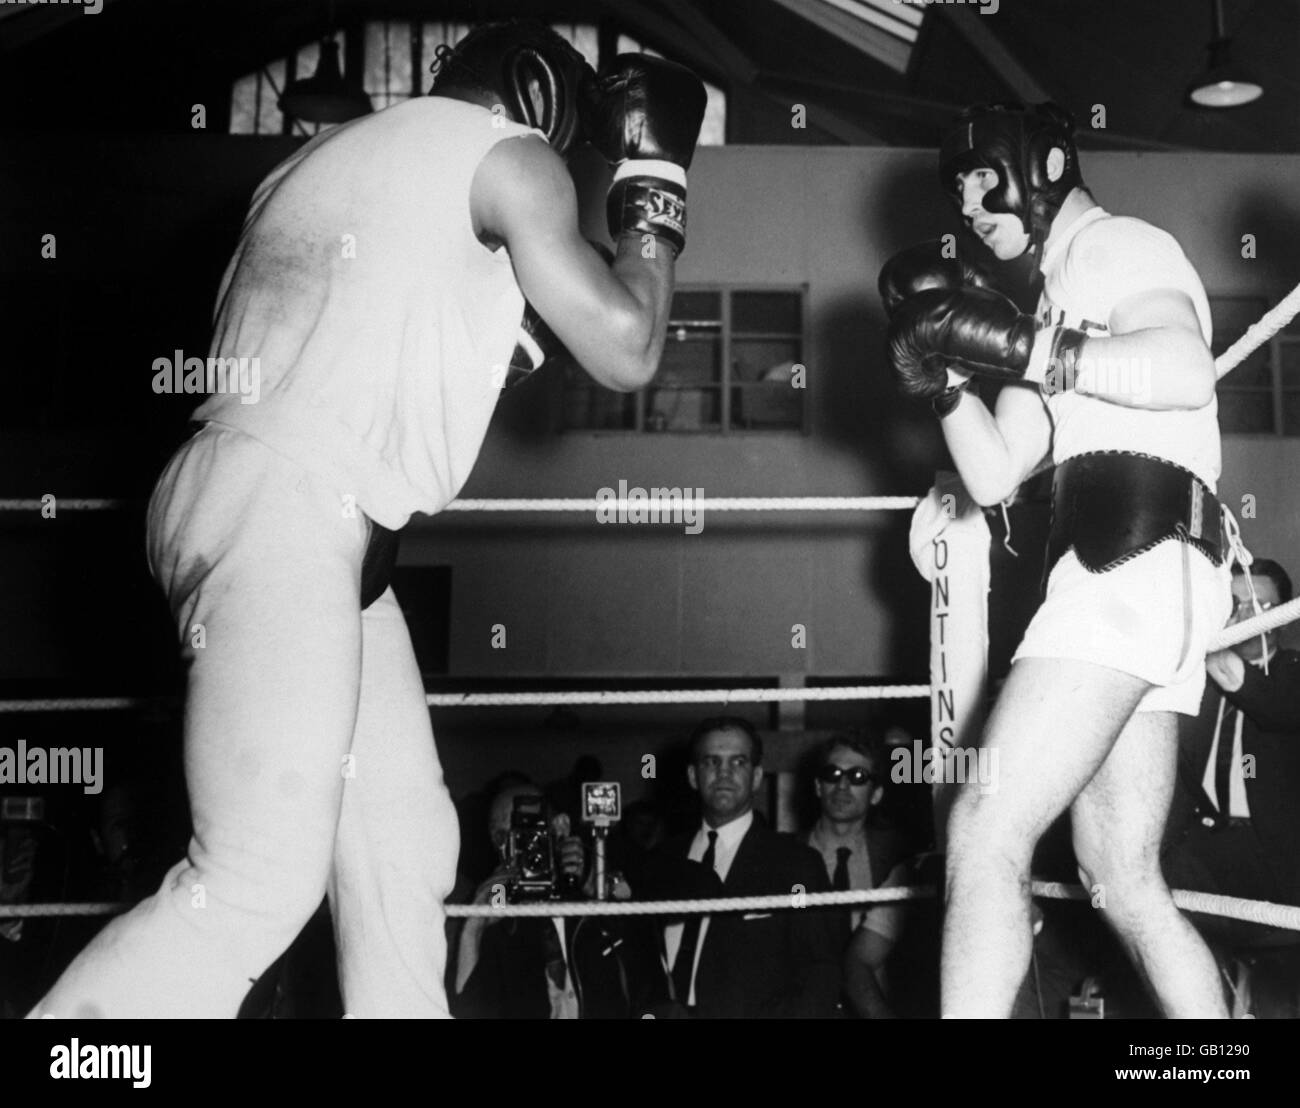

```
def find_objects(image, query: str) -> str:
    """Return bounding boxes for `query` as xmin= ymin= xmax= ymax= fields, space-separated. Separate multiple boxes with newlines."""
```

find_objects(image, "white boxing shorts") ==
xmin=1014 ymin=540 xmax=1232 ymax=715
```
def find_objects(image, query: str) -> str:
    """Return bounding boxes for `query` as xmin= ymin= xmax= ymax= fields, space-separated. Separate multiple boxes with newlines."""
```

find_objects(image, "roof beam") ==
xmin=762 ymin=71 xmax=963 ymax=127
xmin=766 ymin=0 xmax=912 ymax=73
xmin=0 ymin=0 xmax=122 ymax=53
xmin=936 ymin=5 xmax=1051 ymax=102
xmin=657 ymin=0 xmax=760 ymax=84
xmin=762 ymin=71 xmax=1192 ymax=150
xmin=759 ymin=91 xmax=885 ymax=143
xmin=590 ymin=0 xmax=724 ymax=82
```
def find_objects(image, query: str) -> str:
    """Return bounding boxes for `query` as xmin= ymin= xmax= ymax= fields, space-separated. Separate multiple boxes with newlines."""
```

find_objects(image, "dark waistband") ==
xmin=1046 ymin=450 xmax=1224 ymax=579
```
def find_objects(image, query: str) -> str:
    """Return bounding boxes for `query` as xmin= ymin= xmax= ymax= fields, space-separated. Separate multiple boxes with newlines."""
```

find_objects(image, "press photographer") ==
xmin=449 ymin=774 xmax=652 ymax=1018
xmin=499 ymin=792 xmax=583 ymax=904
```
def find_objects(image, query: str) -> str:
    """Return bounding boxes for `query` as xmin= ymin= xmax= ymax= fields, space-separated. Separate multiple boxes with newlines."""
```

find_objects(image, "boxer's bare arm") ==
xmin=940 ymin=383 xmax=1052 ymax=507
xmin=472 ymin=135 xmax=672 ymax=392
xmin=1076 ymin=288 xmax=1215 ymax=410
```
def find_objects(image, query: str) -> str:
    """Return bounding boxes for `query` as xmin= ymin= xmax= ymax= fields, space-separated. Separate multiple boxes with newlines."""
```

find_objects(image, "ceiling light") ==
xmin=1186 ymin=0 xmax=1262 ymax=109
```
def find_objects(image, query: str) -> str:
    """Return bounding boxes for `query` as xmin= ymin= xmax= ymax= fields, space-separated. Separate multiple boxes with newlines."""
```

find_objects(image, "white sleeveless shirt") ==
xmin=194 ymin=98 xmax=541 ymax=528
xmin=1038 ymin=206 xmax=1221 ymax=489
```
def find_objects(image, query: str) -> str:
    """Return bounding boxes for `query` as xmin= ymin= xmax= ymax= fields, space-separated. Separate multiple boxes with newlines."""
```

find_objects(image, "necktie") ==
xmin=832 ymin=846 xmax=852 ymax=891
xmin=541 ymin=919 xmax=567 ymax=992
xmin=672 ymin=830 xmax=717 ymax=1004
xmin=1213 ymin=702 xmax=1237 ymax=822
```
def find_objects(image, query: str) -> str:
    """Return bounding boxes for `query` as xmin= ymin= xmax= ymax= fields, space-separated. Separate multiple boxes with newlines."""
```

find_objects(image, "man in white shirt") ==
xmin=31 ymin=22 xmax=706 ymax=1019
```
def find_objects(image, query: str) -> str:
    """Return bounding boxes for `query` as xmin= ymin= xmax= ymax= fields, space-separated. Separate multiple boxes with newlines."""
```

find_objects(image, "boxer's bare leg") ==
xmin=329 ymin=587 xmax=459 ymax=1018
xmin=941 ymin=657 xmax=1148 ymax=1017
xmin=1070 ymin=710 xmax=1227 ymax=1017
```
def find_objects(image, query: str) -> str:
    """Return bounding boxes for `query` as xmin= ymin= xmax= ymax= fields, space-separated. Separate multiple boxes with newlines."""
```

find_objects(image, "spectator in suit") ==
xmin=640 ymin=716 xmax=841 ymax=1018
xmin=1164 ymin=558 xmax=1300 ymax=915
xmin=1162 ymin=558 xmax=1300 ymax=1018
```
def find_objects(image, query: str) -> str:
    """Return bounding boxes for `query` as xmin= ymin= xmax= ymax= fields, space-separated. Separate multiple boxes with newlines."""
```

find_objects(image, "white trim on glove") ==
xmin=611 ymin=159 xmax=687 ymax=188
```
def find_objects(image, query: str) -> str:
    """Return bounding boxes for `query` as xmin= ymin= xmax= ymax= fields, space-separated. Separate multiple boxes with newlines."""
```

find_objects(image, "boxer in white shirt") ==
xmin=881 ymin=103 xmax=1232 ymax=1017
xmin=30 ymin=21 xmax=706 ymax=1018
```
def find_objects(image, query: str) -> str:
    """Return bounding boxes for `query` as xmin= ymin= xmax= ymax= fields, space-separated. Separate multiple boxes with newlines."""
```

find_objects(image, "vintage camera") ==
xmin=504 ymin=794 xmax=562 ymax=902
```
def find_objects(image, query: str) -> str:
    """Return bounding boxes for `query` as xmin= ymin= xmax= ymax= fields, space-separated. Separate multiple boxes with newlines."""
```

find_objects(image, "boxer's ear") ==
xmin=1045 ymin=147 xmax=1066 ymax=183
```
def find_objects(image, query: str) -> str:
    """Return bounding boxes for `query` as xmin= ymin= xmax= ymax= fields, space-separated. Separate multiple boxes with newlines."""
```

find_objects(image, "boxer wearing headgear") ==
xmin=881 ymin=102 xmax=1234 ymax=1017
xmin=939 ymin=102 xmax=1082 ymax=261
xmin=31 ymin=21 xmax=706 ymax=1019
xmin=427 ymin=19 xmax=594 ymax=157
xmin=355 ymin=23 xmax=603 ymax=605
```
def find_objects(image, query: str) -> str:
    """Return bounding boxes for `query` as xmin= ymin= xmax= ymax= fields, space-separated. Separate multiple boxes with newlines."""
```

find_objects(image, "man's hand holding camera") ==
xmin=470 ymin=832 xmax=588 ymax=919
xmin=557 ymin=835 xmax=586 ymax=885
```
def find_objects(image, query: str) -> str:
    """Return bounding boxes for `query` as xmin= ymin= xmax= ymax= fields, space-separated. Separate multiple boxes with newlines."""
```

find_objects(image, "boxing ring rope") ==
xmin=0 ymin=498 xmax=126 ymax=512
xmin=7 ymin=883 xmax=1300 ymax=930
xmin=1215 ymin=280 xmax=1300 ymax=379
xmin=427 ymin=685 xmax=931 ymax=708
xmin=445 ymin=496 xmax=921 ymax=513
xmin=0 ymin=686 xmax=932 ymax=714
xmin=0 ymin=495 xmax=919 ymax=515
xmin=0 ymin=596 xmax=1292 ymax=715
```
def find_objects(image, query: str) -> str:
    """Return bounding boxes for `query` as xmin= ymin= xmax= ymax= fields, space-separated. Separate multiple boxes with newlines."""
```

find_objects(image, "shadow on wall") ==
xmin=821 ymin=156 xmax=971 ymax=677
xmin=1228 ymin=189 xmax=1300 ymax=294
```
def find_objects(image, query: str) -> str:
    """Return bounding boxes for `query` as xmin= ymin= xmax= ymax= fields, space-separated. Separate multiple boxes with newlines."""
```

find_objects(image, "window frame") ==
xmin=555 ymin=282 xmax=811 ymax=437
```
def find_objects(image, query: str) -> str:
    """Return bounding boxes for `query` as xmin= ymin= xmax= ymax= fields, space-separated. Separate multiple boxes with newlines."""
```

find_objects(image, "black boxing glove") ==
xmin=583 ymin=54 xmax=707 ymax=257
xmin=887 ymin=286 xmax=1037 ymax=400
xmin=506 ymin=241 xmax=615 ymax=387
xmin=878 ymin=240 xmax=995 ymax=317
xmin=506 ymin=302 xmax=568 ymax=387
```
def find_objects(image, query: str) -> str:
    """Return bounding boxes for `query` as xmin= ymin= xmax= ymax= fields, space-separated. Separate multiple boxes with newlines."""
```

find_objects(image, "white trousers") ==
xmin=30 ymin=422 xmax=458 ymax=1017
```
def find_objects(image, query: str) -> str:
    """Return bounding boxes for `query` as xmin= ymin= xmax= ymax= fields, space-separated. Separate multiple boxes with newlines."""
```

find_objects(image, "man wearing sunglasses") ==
xmin=804 ymin=734 xmax=909 ymax=1017
xmin=804 ymin=735 xmax=906 ymax=933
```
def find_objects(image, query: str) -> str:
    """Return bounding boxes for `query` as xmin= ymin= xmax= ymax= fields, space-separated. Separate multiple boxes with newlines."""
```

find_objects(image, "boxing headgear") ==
xmin=429 ymin=21 xmax=596 ymax=157
xmin=939 ymin=102 xmax=1084 ymax=256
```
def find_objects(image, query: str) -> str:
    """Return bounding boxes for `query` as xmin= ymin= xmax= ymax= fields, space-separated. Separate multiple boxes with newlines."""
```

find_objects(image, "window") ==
xmin=1212 ymin=294 xmax=1300 ymax=435
xmin=560 ymin=287 xmax=807 ymax=433
xmin=230 ymin=21 xmax=597 ymax=136
xmin=229 ymin=23 xmax=726 ymax=143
